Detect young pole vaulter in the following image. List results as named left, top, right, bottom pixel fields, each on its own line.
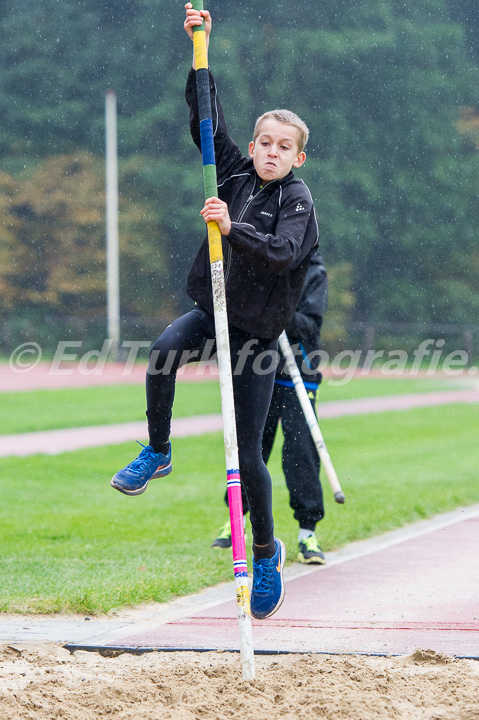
left=111, top=3, right=320, bottom=623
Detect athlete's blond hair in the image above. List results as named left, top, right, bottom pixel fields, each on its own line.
left=253, top=110, right=309, bottom=153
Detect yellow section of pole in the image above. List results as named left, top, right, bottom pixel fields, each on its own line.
left=207, top=221, right=223, bottom=263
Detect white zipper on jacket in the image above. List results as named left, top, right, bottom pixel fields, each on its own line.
left=224, top=180, right=276, bottom=282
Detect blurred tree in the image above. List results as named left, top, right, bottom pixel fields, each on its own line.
left=0, top=0, right=478, bottom=332
left=447, top=0, right=479, bottom=65
left=319, top=262, right=355, bottom=351
left=0, top=172, right=22, bottom=310
left=0, top=153, right=169, bottom=319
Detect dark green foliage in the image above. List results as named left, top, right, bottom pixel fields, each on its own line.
left=0, top=0, right=478, bottom=331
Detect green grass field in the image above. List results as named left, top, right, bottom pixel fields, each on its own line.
left=0, top=382, right=221, bottom=435
left=1, top=399, right=478, bottom=614
left=0, top=375, right=463, bottom=434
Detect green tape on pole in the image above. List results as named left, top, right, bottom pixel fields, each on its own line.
left=203, top=164, right=217, bottom=199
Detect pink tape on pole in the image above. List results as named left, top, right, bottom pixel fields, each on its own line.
left=227, top=470, right=248, bottom=576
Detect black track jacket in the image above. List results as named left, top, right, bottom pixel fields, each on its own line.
left=278, top=252, right=328, bottom=386
left=185, top=69, right=319, bottom=340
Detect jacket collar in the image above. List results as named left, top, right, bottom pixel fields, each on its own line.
left=251, top=169, right=294, bottom=191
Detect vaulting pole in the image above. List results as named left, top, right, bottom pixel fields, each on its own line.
left=278, top=331, right=346, bottom=504
left=191, top=1, right=255, bottom=681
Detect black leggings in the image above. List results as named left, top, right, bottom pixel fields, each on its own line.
left=224, top=383, right=325, bottom=532
left=146, top=307, right=278, bottom=546
left=262, top=384, right=324, bottom=531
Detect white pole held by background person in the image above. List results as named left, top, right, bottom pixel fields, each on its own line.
left=278, top=331, right=345, bottom=504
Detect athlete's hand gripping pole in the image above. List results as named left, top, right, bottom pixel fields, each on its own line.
left=191, top=1, right=255, bottom=682
left=278, top=331, right=345, bottom=504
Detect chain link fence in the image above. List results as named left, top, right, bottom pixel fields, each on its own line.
left=1, top=314, right=478, bottom=368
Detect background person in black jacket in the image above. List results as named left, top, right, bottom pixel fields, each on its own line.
left=212, top=254, right=329, bottom=564
left=111, top=4, right=320, bottom=620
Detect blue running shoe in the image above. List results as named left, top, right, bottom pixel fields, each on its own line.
left=250, top=538, right=285, bottom=620
left=111, top=442, right=172, bottom=496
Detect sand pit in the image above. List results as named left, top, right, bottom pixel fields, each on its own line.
left=1, top=643, right=478, bottom=719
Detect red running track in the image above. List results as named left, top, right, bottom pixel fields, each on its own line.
left=0, top=361, right=219, bottom=392
left=107, top=510, right=479, bottom=657
left=1, top=387, right=478, bottom=457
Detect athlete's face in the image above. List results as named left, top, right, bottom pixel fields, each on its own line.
left=249, top=118, right=306, bottom=183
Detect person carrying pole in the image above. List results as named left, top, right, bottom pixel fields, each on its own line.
left=212, top=253, right=329, bottom=564
left=111, top=3, right=320, bottom=621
